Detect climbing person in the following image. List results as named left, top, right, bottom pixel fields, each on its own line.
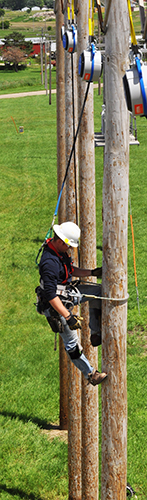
left=35, top=221, right=107, bottom=386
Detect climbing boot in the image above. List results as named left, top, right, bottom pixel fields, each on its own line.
left=88, top=370, right=107, bottom=386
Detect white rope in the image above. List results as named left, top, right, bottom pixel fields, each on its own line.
left=82, top=293, right=129, bottom=303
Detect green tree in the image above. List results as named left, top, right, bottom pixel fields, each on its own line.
left=3, top=46, right=26, bottom=71
left=2, top=31, right=33, bottom=71
left=44, top=0, right=54, bottom=8
left=0, top=7, right=4, bottom=15
left=3, top=31, right=33, bottom=55
left=5, top=0, right=26, bottom=10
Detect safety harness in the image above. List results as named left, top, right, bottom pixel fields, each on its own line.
left=35, top=239, right=75, bottom=340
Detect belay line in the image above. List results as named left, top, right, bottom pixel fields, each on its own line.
left=49, top=79, right=91, bottom=229
left=35, top=80, right=91, bottom=264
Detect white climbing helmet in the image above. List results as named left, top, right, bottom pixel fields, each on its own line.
left=53, top=222, right=80, bottom=248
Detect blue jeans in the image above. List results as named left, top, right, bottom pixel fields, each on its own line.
left=44, top=283, right=101, bottom=379
left=60, top=316, right=93, bottom=379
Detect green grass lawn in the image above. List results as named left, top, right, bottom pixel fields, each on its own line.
left=0, top=7, right=142, bottom=39
left=0, top=62, right=57, bottom=94
left=0, top=89, right=147, bottom=499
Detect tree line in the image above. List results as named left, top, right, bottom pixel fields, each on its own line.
left=0, top=0, right=54, bottom=11
left=1, top=31, right=33, bottom=70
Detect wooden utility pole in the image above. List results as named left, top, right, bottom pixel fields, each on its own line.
left=77, top=2, right=99, bottom=499
left=64, top=6, right=82, bottom=497
left=40, top=29, right=43, bottom=85
left=55, top=0, right=67, bottom=430
left=49, top=39, right=52, bottom=105
left=45, top=38, right=48, bottom=95
left=101, top=1, right=129, bottom=499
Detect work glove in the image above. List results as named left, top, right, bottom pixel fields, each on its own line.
left=91, top=267, right=102, bottom=277
left=66, top=312, right=83, bottom=330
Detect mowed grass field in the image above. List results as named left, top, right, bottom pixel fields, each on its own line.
left=0, top=60, right=57, bottom=94
left=0, top=5, right=143, bottom=39
left=0, top=86, right=147, bottom=499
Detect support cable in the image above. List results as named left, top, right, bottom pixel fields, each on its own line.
left=51, top=81, right=91, bottom=227
left=71, top=51, right=78, bottom=228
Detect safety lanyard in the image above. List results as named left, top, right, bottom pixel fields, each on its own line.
left=72, top=0, right=74, bottom=24
left=127, top=0, right=138, bottom=46
left=88, top=0, right=94, bottom=39
left=67, top=0, right=74, bottom=24
left=67, top=0, right=71, bottom=24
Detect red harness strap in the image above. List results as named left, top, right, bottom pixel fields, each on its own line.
left=46, top=238, right=74, bottom=284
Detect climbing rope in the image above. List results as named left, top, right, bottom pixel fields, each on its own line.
left=36, top=0, right=102, bottom=265
left=35, top=80, right=91, bottom=265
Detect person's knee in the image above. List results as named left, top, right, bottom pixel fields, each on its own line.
left=67, top=343, right=83, bottom=360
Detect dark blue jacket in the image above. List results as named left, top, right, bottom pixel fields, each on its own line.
left=39, top=243, right=73, bottom=302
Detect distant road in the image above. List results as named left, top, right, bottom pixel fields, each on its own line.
left=0, top=84, right=100, bottom=99
left=0, top=89, right=56, bottom=99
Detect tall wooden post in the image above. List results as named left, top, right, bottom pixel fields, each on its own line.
left=45, top=39, right=48, bottom=95
left=77, top=2, right=99, bottom=499
left=64, top=7, right=82, bottom=498
left=49, top=39, right=52, bottom=105
left=101, top=1, right=129, bottom=498
left=40, top=29, right=43, bottom=85
left=55, top=0, right=68, bottom=430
